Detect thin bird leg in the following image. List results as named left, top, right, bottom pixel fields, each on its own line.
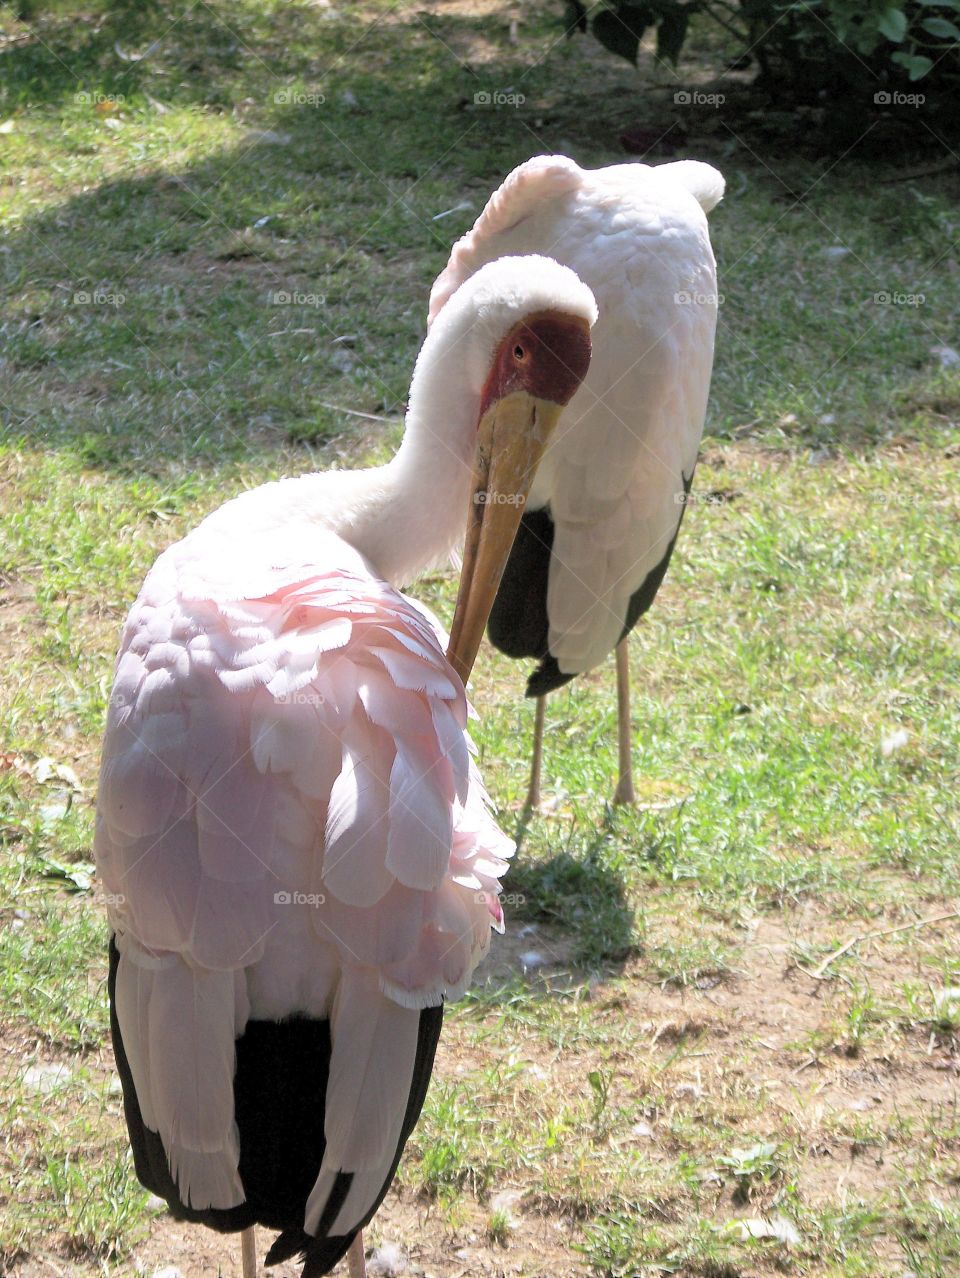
left=240, top=1225, right=257, bottom=1278
left=612, top=639, right=636, bottom=806
left=524, top=695, right=547, bottom=812
left=347, top=1231, right=366, bottom=1277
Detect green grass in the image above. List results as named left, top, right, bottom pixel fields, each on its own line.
left=2, top=0, right=960, bottom=1274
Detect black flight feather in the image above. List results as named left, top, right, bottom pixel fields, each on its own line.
left=487, top=473, right=694, bottom=697
left=108, top=938, right=443, bottom=1277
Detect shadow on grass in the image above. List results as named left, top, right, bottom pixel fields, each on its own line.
left=0, top=0, right=592, bottom=470
left=1, top=0, right=307, bottom=112
left=453, top=820, right=638, bottom=1025
left=506, top=824, right=639, bottom=970
left=3, top=0, right=960, bottom=473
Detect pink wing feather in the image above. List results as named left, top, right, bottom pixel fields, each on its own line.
left=95, top=521, right=513, bottom=1224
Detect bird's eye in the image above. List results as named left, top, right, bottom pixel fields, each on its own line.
left=514, top=344, right=527, bottom=362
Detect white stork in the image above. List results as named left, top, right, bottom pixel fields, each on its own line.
left=429, top=156, right=724, bottom=808
left=93, top=256, right=595, bottom=1277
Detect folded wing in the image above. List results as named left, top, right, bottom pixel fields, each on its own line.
left=95, top=523, right=513, bottom=1253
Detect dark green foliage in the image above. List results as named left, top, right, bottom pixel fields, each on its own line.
left=592, top=5, right=653, bottom=64
left=570, top=0, right=960, bottom=91
left=655, top=3, right=690, bottom=62
left=585, top=0, right=687, bottom=66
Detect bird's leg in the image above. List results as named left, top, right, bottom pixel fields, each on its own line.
left=240, top=1225, right=257, bottom=1278
left=612, top=639, right=636, bottom=806
left=347, top=1230, right=366, bottom=1277
left=524, top=695, right=547, bottom=812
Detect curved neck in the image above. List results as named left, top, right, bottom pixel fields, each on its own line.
left=208, top=285, right=505, bottom=586
left=312, top=324, right=482, bottom=586
left=341, top=428, right=474, bottom=586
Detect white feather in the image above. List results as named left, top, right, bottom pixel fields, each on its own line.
left=304, top=967, right=420, bottom=1234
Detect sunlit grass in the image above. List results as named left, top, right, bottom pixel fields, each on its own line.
left=1, top=0, right=959, bottom=1272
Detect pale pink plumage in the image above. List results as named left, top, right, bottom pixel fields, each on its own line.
left=95, top=517, right=512, bottom=1225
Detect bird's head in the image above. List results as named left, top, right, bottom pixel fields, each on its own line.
left=435, top=255, right=597, bottom=683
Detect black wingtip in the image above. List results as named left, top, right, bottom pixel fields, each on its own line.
left=265, top=1227, right=310, bottom=1266
left=525, top=655, right=576, bottom=698
left=492, top=473, right=695, bottom=701
left=110, top=936, right=445, bottom=1276
left=265, top=1228, right=357, bottom=1274
left=487, top=508, right=554, bottom=661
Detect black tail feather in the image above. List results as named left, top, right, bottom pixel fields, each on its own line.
left=108, top=939, right=443, bottom=1276
left=489, top=475, right=694, bottom=698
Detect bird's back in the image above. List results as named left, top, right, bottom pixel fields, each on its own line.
left=431, top=156, right=723, bottom=685
left=95, top=508, right=512, bottom=1274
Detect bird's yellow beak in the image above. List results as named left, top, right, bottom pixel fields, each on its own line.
left=446, top=390, right=565, bottom=685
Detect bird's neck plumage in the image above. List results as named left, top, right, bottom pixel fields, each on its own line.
left=220, top=329, right=479, bottom=588
left=202, top=257, right=596, bottom=587
left=305, top=301, right=488, bottom=585
left=331, top=411, right=475, bottom=586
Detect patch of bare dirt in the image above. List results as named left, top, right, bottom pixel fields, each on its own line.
left=6, top=900, right=960, bottom=1277
left=124, top=1195, right=584, bottom=1278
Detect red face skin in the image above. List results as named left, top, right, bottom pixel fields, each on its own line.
left=478, top=313, right=593, bottom=419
